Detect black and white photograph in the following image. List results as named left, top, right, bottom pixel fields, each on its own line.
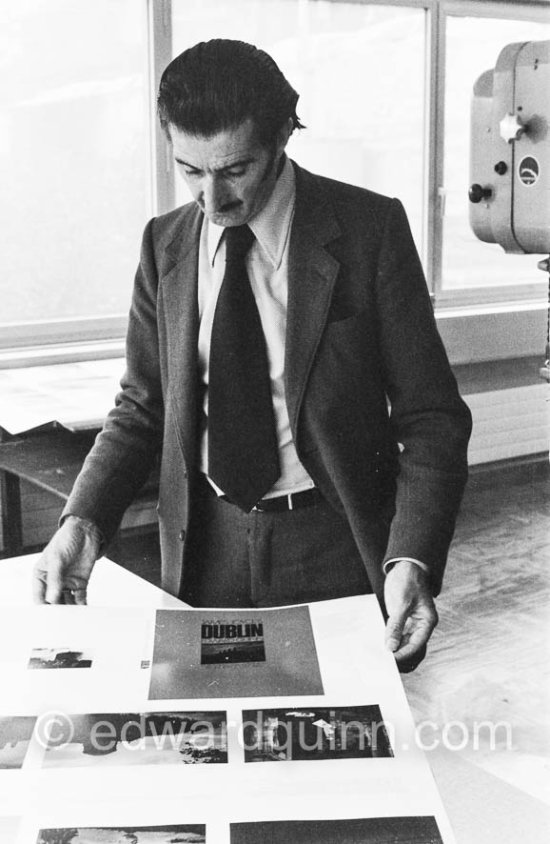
left=28, top=647, right=93, bottom=669
left=42, top=711, right=228, bottom=767
left=36, top=825, right=206, bottom=843
left=1, top=4, right=549, bottom=844
left=149, top=606, right=324, bottom=699
left=242, top=705, right=393, bottom=762
left=201, top=619, right=266, bottom=665
left=230, top=815, right=443, bottom=843
left=0, top=715, right=36, bottom=769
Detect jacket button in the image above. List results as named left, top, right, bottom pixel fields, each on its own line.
left=179, top=529, right=186, bottom=542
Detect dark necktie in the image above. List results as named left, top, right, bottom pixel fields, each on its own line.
left=208, top=224, right=280, bottom=511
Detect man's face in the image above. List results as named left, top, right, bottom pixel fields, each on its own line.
left=170, top=118, right=289, bottom=227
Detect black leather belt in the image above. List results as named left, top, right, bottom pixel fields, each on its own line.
left=201, top=475, right=323, bottom=512
left=250, top=487, right=323, bottom=512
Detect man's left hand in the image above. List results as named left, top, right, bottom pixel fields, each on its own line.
left=384, top=560, right=438, bottom=672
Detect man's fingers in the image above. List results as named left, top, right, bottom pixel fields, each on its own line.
left=383, top=562, right=438, bottom=672
left=392, top=613, right=437, bottom=670
left=32, top=570, right=47, bottom=605
left=393, top=626, right=429, bottom=663
left=30, top=517, right=100, bottom=606
left=394, top=631, right=429, bottom=672
left=396, top=643, right=428, bottom=674
left=45, top=583, right=64, bottom=604
left=384, top=607, right=409, bottom=653
left=43, top=559, right=66, bottom=604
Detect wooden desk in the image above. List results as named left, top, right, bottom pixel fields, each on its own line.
left=0, top=359, right=124, bottom=556
left=0, top=428, right=158, bottom=557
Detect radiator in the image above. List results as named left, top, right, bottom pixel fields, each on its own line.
left=465, top=384, right=549, bottom=465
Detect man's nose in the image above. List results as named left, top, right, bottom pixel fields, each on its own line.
left=201, top=176, right=228, bottom=214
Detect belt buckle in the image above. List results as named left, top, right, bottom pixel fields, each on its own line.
left=251, top=493, right=295, bottom=512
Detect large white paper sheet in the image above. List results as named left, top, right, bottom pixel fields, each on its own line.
left=0, top=816, right=21, bottom=844
left=0, top=555, right=186, bottom=610
left=0, top=596, right=456, bottom=844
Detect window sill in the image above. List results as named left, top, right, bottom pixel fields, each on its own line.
left=0, top=338, right=125, bottom=370
left=0, top=300, right=547, bottom=370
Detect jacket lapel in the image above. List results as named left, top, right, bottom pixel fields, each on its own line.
left=160, top=205, right=202, bottom=462
left=285, top=165, right=342, bottom=440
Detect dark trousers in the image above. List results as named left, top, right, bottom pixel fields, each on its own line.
left=181, top=480, right=373, bottom=608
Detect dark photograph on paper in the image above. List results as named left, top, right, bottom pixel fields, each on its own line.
left=201, top=620, right=266, bottom=665
left=28, top=647, right=93, bottom=669
left=149, top=606, right=323, bottom=699
left=36, top=825, right=206, bottom=843
left=0, top=716, right=36, bottom=769
left=242, top=705, right=393, bottom=762
left=42, top=711, right=227, bottom=767
left=230, top=815, right=443, bottom=843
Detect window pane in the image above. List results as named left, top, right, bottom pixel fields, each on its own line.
left=0, top=0, right=150, bottom=327
left=172, top=0, right=427, bottom=256
left=443, top=15, right=549, bottom=292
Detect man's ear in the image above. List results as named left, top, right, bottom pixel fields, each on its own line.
left=276, top=117, right=294, bottom=155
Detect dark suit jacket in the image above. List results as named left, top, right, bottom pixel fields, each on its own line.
left=64, top=163, right=472, bottom=602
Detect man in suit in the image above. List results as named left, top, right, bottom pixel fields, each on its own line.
left=34, top=39, right=472, bottom=671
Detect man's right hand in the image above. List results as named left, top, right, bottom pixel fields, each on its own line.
left=33, top=515, right=102, bottom=605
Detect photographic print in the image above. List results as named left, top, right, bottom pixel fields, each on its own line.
left=0, top=715, right=36, bottom=769
left=230, top=815, right=443, bottom=843
left=28, top=647, right=93, bottom=669
left=42, top=711, right=227, bottom=767
left=201, top=620, right=265, bottom=665
left=149, top=606, right=323, bottom=699
left=36, top=825, right=206, bottom=843
left=242, top=705, right=393, bottom=762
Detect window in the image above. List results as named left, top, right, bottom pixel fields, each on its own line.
left=1, top=0, right=548, bottom=363
left=0, top=0, right=150, bottom=346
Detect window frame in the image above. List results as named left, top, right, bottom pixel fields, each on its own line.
left=434, top=0, right=549, bottom=308
left=433, top=0, right=549, bottom=361
left=1, top=0, right=548, bottom=367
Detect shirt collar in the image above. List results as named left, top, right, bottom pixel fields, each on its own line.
left=206, top=156, right=296, bottom=269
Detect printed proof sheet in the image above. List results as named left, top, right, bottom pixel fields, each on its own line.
left=0, top=596, right=456, bottom=843
left=149, top=605, right=324, bottom=699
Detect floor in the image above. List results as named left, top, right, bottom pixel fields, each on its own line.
left=401, top=458, right=550, bottom=805
left=110, top=458, right=550, bottom=818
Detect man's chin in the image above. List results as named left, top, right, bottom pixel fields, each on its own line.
left=205, top=208, right=247, bottom=227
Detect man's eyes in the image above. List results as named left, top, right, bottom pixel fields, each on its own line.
left=182, top=167, right=246, bottom=179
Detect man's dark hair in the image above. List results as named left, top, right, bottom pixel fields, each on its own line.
left=157, top=39, right=305, bottom=146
